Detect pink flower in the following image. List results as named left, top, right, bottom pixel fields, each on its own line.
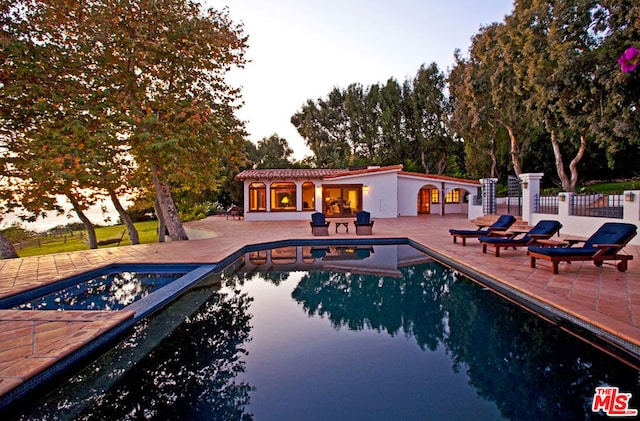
left=618, top=47, right=639, bottom=73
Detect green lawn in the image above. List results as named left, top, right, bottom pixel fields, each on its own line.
left=581, top=180, right=640, bottom=193
left=16, top=221, right=161, bottom=258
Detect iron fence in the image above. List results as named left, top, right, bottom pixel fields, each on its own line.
left=535, top=195, right=559, bottom=215
left=570, top=193, right=624, bottom=219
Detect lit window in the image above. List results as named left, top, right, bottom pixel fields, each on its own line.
left=271, top=182, right=296, bottom=211
left=445, top=189, right=460, bottom=203
left=302, top=182, right=315, bottom=210
left=249, top=182, right=266, bottom=211
left=431, top=189, right=440, bottom=204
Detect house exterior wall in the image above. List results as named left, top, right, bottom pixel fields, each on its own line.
left=322, top=170, right=399, bottom=218
left=243, top=177, right=324, bottom=221
left=397, top=175, right=478, bottom=216
left=240, top=167, right=480, bottom=221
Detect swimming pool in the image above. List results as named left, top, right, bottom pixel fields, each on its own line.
left=15, top=270, right=188, bottom=311
left=14, top=243, right=640, bottom=420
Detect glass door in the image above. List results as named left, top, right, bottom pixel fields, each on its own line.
left=323, top=185, right=362, bottom=217
left=418, top=188, right=431, bottom=214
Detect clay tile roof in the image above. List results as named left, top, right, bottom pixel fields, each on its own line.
left=235, top=168, right=344, bottom=180
left=398, top=171, right=481, bottom=185
left=323, top=164, right=404, bottom=178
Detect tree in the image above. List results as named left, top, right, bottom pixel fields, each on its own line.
left=291, top=87, right=352, bottom=168
left=406, top=63, right=459, bottom=175
left=1, top=0, right=248, bottom=243
left=378, top=78, right=406, bottom=166
left=344, top=83, right=381, bottom=164
left=448, top=50, right=500, bottom=178
left=94, top=0, right=247, bottom=240
left=249, top=134, right=293, bottom=169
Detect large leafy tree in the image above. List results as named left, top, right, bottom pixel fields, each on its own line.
left=1, top=1, right=106, bottom=248
left=1, top=0, right=247, bottom=245
left=248, top=134, right=293, bottom=169
left=448, top=50, right=500, bottom=178
left=449, top=22, right=533, bottom=177
left=344, top=83, right=381, bottom=164
left=92, top=0, right=247, bottom=240
left=291, top=88, right=352, bottom=168
left=406, top=63, right=460, bottom=175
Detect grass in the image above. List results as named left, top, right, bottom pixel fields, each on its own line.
left=540, top=180, right=640, bottom=195
left=580, top=180, right=640, bottom=194
left=16, top=221, right=161, bottom=258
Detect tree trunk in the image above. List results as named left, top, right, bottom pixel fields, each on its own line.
left=499, top=121, right=522, bottom=176
left=108, top=187, right=139, bottom=245
left=550, top=129, right=586, bottom=193
left=152, top=164, right=188, bottom=241
left=436, top=153, right=447, bottom=175
left=0, top=233, right=19, bottom=259
left=67, top=194, right=97, bottom=249
left=155, top=197, right=166, bottom=243
left=489, top=140, right=497, bottom=178
left=568, top=129, right=587, bottom=191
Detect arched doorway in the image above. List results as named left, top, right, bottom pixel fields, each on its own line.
left=418, top=187, right=436, bottom=214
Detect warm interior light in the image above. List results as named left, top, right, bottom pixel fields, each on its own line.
left=281, top=196, right=290, bottom=205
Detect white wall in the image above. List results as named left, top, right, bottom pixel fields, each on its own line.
left=323, top=171, right=399, bottom=218
left=243, top=177, right=323, bottom=221
left=398, top=175, right=479, bottom=217
left=529, top=190, right=640, bottom=246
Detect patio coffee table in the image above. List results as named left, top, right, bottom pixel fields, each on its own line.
left=335, top=222, right=349, bottom=233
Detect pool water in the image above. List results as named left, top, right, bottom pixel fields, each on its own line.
left=16, top=244, right=640, bottom=420
left=16, top=271, right=187, bottom=311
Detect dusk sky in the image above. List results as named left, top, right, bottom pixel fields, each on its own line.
left=220, top=0, right=515, bottom=159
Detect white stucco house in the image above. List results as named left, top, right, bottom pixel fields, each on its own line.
left=235, top=164, right=481, bottom=221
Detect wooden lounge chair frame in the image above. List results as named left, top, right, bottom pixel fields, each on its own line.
left=479, top=220, right=563, bottom=257
left=449, top=215, right=516, bottom=246
left=528, top=222, right=637, bottom=274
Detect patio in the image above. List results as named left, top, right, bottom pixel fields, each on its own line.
left=1, top=214, right=639, bottom=402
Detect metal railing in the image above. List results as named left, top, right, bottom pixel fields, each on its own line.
left=570, top=193, right=624, bottom=219
left=535, top=194, right=559, bottom=215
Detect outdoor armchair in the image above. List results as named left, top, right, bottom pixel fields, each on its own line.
left=310, top=212, right=330, bottom=236
left=354, top=211, right=374, bottom=235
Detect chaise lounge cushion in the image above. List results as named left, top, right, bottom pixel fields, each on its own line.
left=528, top=222, right=637, bottom=258
left=449, top=215, right=517, bottom=244
left=479, top=220, right=562, bottom=245
left=528, top=222, right=636, bottom=273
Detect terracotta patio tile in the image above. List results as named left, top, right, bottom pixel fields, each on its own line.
left=1, top=356, right=58, bottom=378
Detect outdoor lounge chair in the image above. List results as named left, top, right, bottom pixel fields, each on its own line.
left=310, top=212, right=330, bottom=236
left=478, top=220, right=563, bottom=257
left=354, top=210, right=374, bottom=235
left=528, top=222, right=637, bottom=274
left=449, top=214, right=516, bottom=246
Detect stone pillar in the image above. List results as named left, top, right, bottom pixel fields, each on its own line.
left=519, top=173, right=544, bottom=223
left=480, top=178, right=498, bottom=215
